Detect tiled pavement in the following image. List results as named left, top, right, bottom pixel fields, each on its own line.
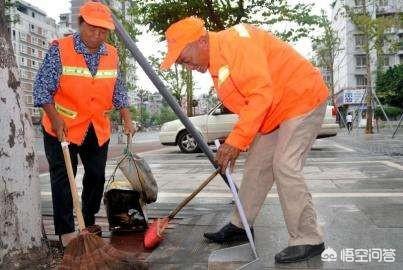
left=40, top=128, right=403, bottom=269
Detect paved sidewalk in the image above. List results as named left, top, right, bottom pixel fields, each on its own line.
left=40, top=129, right=403, bottom=269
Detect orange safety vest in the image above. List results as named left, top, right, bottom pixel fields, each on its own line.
left=42, top=35, right=118, bottom=146
left=208, top=24, right=329, bottom=150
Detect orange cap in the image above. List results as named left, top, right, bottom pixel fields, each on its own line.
left=160, top=17, right=206, bottom=70
left=79, top=2, right=115, bottom=30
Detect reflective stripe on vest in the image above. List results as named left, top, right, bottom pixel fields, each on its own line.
left=95, top=69, right=118, bottom=79
left=62, top=66, right=118, bottom=79
left=55, top=103, right=113, bottom=119
left=55, top=103, right=78, bottom=119
left=218, top=65, right=230, bottom=86
left=233, top=24, right=250, bottom=38
left=62, top=66, right=92, bottom=77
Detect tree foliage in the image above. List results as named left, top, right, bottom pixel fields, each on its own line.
left=138, top=0, right=321, bottom=42
left=151, top=105, right=178, bottom=125
left=342, top=0, right=400, bottom=133
left=312, top=9, right=342, bottom=99
left=344, top=1, right=400, bottom=68
left=107, top=0, right=141, bottom=91
left=149, top=54, right=187, bottom=105
left=375, top=106, right=402, bottom=120
left=376, top=64, right=403, bottom=109
left=4, top=0, right=19, bottom=23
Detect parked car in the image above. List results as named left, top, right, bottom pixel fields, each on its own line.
left=318, top=105, right=338, bottom=138
left=160, top=103, right=338, bottom=153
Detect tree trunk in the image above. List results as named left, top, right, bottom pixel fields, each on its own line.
left=360, top=0, right=373, bottom=134
left=329, top=63, right=335, bottom=104
left=365, top=48, right=373, bottom=134
left=0, top=0, right=45, bottom=267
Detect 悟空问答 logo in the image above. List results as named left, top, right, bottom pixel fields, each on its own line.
left=321, top=247, right=337, bottom=262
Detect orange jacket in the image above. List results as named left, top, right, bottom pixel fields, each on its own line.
left=42, top=36, right=118, bottom=146
left=208, top=24, right=329, bottom=150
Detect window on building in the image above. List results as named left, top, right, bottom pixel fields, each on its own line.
left=354, top=34, right=365, bottom=49
left=19, top=44, right=27, bottom=54
left=355, top=74, right=368, bottom=86
left=355, top=55, right=367, bottom=68
left=400, top=55, right=403, bottom=64
left=354, top=0, right=364, bottom=6
left=33, top=108, right=40, bottom=116
left=22, top=83, right=32, bottom=91
left=378, top=0, right=389, bottom=6
left=31, top=12, right=35, bottom=18
left=25, top=95, right=33, bottom=105
left=16, top=4, right=27, bottom=14
left=379, top=54, right=390, bottom=67
left=12, top=30, right=16, bottom=40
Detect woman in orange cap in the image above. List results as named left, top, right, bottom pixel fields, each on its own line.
left=161, top=16, right=328, bottom=264
left=33, top=2, right=135, bottom=248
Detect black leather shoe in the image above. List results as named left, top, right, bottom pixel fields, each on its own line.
left=204, top=223, right=254, bottom=244
left=275, top=243, right=325, bottom=263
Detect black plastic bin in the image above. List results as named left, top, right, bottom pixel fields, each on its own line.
left=103, top=189, right=147, bottom=232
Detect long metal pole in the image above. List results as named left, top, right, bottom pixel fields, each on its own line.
left=102, top=0, right=232, bottom=188
left=392, top=113, right=403, bottom=139
left=215, top=140, right=258, bottom=259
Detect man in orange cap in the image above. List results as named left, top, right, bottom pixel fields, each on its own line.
left=161, top=17, right=329, bottom=263
left=33, top=1, right=135, bottom=248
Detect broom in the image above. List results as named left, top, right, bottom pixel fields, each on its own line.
left=144, top=170, right=219, bottom=250
left=60, top=141, right=147, bottom=270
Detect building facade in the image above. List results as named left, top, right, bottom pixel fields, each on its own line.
left=70, top=0, right=83, bottom=31
left=58, top=12, right=74, bottom=36
left=331, top=0, right=402, bottom=120
left=9, top=0, right=59, bottom=124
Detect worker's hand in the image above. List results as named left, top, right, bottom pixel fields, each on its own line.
left=50, top=115, right=67, bottom=142
left=123, top=120, right=135, bottom=136
left=215, top=143, right=241, bottom=174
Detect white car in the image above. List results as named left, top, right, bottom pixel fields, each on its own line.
left=318, top=105, right=339, bottom=138
left=160, top=103, right=338, bottom=153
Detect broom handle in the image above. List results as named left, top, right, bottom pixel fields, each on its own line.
left=168, top=170, right=219, bottom=219
left=61, top=142, right=86, bottom=231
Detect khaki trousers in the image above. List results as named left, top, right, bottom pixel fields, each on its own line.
left=231, top=103, right=326, bottom=246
